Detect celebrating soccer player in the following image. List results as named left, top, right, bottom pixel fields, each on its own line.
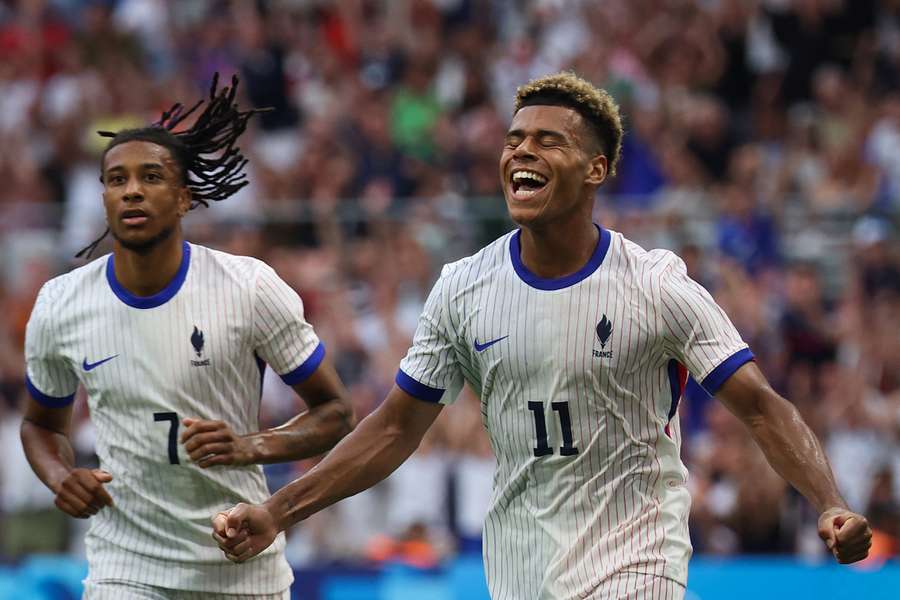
left=21, top=75, right=354, bottom=600
left=212, top=72, right=871, bottom=599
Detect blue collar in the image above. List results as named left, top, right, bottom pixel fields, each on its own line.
left=106, top=241, right=191, bottom=309
left=510, top=224, right=611, bottom=291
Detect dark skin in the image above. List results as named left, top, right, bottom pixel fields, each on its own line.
left=21, top=140, right=355, bottom=519
left=212, top=106, right=871, bottom=566
left=500, top=105, right=607, bottom=279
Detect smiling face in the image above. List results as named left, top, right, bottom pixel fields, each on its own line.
left=499, top=105, right=607, bottom=229
left=102, top=140, right=191, bottom=253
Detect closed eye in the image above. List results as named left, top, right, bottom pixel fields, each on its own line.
left=539, top=135, right=565, bottom=147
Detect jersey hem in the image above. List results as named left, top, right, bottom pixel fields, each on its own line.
left=395, top=369, right=445, bottom=402
left=25, top=375, right=75, bottom=407
left=615, top=569, right=687, bottom=589
left=85, top=542, right=294, bottom=594
left=279, top=341, right=325, bottom=385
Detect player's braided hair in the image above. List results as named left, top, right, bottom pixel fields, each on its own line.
left=514, top=71, right=624, bottom=177
left=76, top=73, right=266, bottom=259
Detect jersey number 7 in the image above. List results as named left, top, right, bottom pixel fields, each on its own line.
left=153, top=412, right=180, bottom=465
left=528, top=401, right=579, bottom=457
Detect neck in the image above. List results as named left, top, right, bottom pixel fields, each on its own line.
left=112, top=233, right=185, bottom=297
left=518, top=216, right=598, bottom=279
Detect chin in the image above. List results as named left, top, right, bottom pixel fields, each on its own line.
left=112, top=225, right=175, bottom=253
left=506, top=201, right=546, bottom=228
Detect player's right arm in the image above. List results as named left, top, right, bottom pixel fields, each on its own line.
left=21, top=400, right=114, bottom=518
left=213, top=264, right=463, bottom=562
left=213, top=385, right=441, bottom=562
left=20, top=280, right=113, bottom=519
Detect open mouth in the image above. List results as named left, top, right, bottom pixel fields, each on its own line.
left=510, top=169, right=548, bottom=201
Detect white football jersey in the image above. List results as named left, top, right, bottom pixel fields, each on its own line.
left=398, top=227, right=752, bottom=599
left=24, top=242, right=325, bottom=594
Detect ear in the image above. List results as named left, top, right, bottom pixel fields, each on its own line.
left=586, top=153, right=607, bottom=186
left=177, top=187, right=192, bottom=217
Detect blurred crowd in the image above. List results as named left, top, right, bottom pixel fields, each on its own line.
left=1, top=0, right=899, bottom=571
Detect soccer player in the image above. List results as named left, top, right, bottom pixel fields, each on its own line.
left=21, top=75, right=354, bottom=600
left=212, top=73, right=872, bottom=599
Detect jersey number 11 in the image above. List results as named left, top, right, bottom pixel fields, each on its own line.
left=528, top=401, right=579, bottom=457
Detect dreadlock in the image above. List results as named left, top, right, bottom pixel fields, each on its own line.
left=77, top=73, right=268, bottom=259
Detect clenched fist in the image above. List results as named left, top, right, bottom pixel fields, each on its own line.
left=818, top=507, right=873, bottom=564
left=212, top=503, right=278, bottom=563
left=181, top=418, right=254, bottom=468
left=53, top=468, right=114, bottom=518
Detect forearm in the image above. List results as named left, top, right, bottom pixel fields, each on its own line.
left=745, top=392, right=847, bottom=513
left=243, top=400, right=354, bottom=464
left=20, top=419, right=76, bottom=493
left=263, top=408, right=419, bottom=531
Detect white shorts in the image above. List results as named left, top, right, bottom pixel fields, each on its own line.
left=591, top=572, right=685, bottom=599
left=83, top=580, right=291, bottom=600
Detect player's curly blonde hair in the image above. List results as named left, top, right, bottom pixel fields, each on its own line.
left=514, top=72, right=624, bottom=176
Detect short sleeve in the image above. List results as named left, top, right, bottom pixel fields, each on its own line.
left=252, top=264, right=324, bottom=385
left=396, top=267, right=464, bottom=405
left=658, top=255, right=754, bottom=395
left=24, top=283, right=78, bottom=407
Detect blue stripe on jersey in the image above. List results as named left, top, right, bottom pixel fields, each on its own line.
left=700, top=347, right=754, bottom=395
left=509, top=224, right=611, bottom=290
left=106, top=241, right=191, bottom=309
left=279, top=341, right=325, bottom=385
left=255, top=353, right=266, bottom=400
left=666, top=360, right=681, bottom=420
left=395, top=369, right=444, bottom=403
left=25, top=375, right=75, bottom=407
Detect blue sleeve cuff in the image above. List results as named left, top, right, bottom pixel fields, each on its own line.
left=279, top=342, right=326, bottom=385
left=395, top=369, right=445, bottom=403
left=25, top=375, right=75, bottom=408
left=700, top=347, right=755, bottom=395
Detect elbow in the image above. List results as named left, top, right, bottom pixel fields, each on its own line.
left=743, top=384, right=800, bottom=434
left=330, top=396, right=356, bottom=442
left=339, top=399, right=356, bottom=437
left=20, top=416, right=58, bottom=438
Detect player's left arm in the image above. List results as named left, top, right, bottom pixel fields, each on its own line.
left=180, top=356, right=354, bottom=468
left=716, top=361, right=872, bottom=564
left=181, top=262, right=354, bottom=468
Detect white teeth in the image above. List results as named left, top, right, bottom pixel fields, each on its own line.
left=512, top=170, right=547, bottom=185
left=514, top=189, right=538, bottom=199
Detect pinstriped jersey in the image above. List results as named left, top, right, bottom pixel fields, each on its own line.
left=397, top=226, right=753, bottom=599
left=24, top=242, right=325, bottom=594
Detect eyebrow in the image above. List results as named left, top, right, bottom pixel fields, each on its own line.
left=505, top=128, right=567, bottom=139
left=105, top=162, right=166, bottom=173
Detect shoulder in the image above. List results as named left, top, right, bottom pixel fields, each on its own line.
left=188, top=243, right=271, bottom=289
left=609, top=230, right=687, bottom=281
left=35, top=255, right=108, bottom=310
left=435, top=230, right=515, bottom=286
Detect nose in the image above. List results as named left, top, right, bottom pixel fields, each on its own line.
left=122, top=177, right=143, bottom=201
left=512, top=136, right=539, bottom=160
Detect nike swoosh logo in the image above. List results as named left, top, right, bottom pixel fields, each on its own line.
left=83, top=355, right=119, bottom=371
left=474, top=336, right=508, bottom=352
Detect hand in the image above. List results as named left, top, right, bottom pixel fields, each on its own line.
left=212, top=503, right=278, bottom=563
left=53, top=468, right=114, bottom=518
left=818, top=507, right=873, bottom=564
left=181, top=418, right=255, bottom=468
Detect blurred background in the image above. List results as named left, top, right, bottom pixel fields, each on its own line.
left=1, top=0, right=899, bottom=598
